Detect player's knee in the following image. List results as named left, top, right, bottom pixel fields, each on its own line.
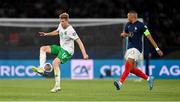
left=52, top=58, right=61, bottom=67
left=40, top=46, right=50, bottom=53
left=40, top=46, right=46, bottom=51
left=127, top=58, right=135, bottom=70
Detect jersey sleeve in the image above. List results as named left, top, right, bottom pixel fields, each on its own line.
left=124, top=23, right=129, bottom=33
left=142, top=23, right=150, bottom=36
left=56, top=24, right=61, bottom=32
left=68, top=26, right=79, bottom=40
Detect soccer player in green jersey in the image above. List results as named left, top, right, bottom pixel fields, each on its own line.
left=32, top=13, right=88, bottom=93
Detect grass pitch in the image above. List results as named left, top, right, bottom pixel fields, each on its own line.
left=0, top=79, right=180, bottom=101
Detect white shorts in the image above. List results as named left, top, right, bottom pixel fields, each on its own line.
left=125, top=48, right=142, bottom=61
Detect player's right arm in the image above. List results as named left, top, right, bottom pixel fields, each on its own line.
left=121, top=32, right=129, bottom=38
left=38, top=30, right=58, bottom=36
left=39, top=24, right=60, bottom=36
left=121, top=23, right=129, bottom=38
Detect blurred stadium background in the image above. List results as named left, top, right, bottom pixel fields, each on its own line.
left=0, top=0, right=180, bottom=101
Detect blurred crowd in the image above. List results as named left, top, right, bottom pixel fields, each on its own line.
left=0, top=0, right=180, bottom=58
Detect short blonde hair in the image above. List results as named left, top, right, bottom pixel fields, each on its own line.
left=128, top=10, right=138, bottom=18
left=59, top=12, right=69, bottom=20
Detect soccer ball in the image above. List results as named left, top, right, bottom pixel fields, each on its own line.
left=43, top=63, right=53, bottom=72
left=41, top=63, right=54, bottom=78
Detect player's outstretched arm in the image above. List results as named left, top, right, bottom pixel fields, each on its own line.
left=75, top=38, right=89, bottom=60
left=121, top=32, right=129, bottom=38
left=146, top=34, right=163, bottom=56
left=38, top=30, right=58, bottom=36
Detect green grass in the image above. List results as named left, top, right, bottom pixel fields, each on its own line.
left=0, top=79, right=180, bottom=101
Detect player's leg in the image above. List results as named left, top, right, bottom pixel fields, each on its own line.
left=114, top=48, right=136, bottom=90
left=114, top=58, right=135, bottom=90
left=50, top=46, right=72, bottom=93
left=51, top=57, right=61, bottom=93
left=32, top=46, right=51, bottom=74
left=131, top=67, right=154, bottom=90
left=40, top=46, right=51, bottom=67
left=130, top=62, right=148, bottom=80
left=129, top=54, right=154, bottom=90
left=114, top=48, right=138, bottom=90
left=120, top=58, right=135, bottom=83
left=130, top=66, right=154, bottom=90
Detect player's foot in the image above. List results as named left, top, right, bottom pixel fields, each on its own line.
left=147, top=76, right=154, bottom=90
left=32, top=66, right=44, bottom=74
left=50, top=86, right=61, bottom=93
left=114, top=81, right=122, bottom=90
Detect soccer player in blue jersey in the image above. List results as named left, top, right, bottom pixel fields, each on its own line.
left=114, top=10, right=163, bottom=91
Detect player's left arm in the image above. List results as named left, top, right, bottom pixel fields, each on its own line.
left=75, top=38, right=89, bottom=60
left=144, top=28, right=164, bottom=56
left=69, top=27, right=89, bottom=60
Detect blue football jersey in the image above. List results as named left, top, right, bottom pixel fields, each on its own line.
left=124, top=21, right=149, bottom=52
